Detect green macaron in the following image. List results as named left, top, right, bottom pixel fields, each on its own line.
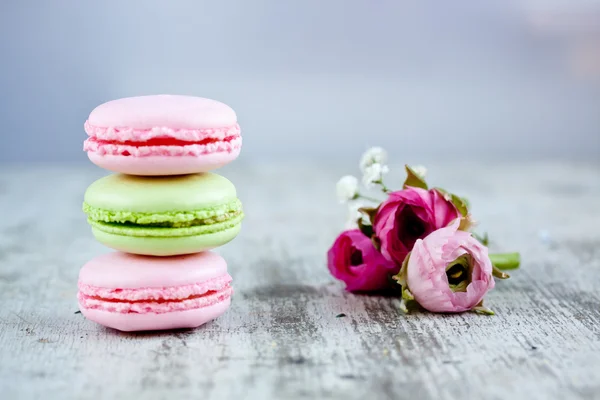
left=83, top=173, right=243, bottom=256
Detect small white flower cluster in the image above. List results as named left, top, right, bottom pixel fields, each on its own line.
left=336, top=175, right=359, bottom=204
left=359, top=146, right=387, bottom=171
left=335, top=146, right=428, bottom=229
left=362, top=163, right=389, bottom=188
left=335, top=147, right=390, bottom=228
left=359, top=147, right=389, bottom=188
left=336, top=147, right=390, bottom=204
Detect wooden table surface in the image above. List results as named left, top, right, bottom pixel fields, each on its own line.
left=1, top=161, right=599, bottom=400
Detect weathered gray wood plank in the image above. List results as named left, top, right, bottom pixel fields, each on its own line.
left=1, top=161, right=599, bottom=400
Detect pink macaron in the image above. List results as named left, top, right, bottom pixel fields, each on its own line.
left=77, top=251, right=233, bottom=332
left=83, top=95, right=242, bottom=175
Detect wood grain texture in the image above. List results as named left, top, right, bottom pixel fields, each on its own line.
left=1, top=161, right=599, bottom=400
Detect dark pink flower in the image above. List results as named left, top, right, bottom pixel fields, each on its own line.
left=327, top=230, right=398, bottom=292
left=374, top=187, right=459, bottom=266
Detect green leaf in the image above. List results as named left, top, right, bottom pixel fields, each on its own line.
left=434, top=188, right=469, bottom=216
left=490, top=252, right=520, bottom=270
left=392, top=253, right=414, bottom=309
left=450, top=193, right=468, bottom=216
left=357, top=219, right=374, bottom=238
left=403, top=165, right=428, bottom=190
left=473, top=306, right=495, bottom=315
left=358, top=206, right=378, bottom=225
left=472, top=300, right=495, bottom=315
left=460, top=196, right=470, bottom=209
left=371, top=236, right=382, bottom=252
left=387, top=273, right=404, bottom=293
left=398, top=299, right=409, bottom=314
left=392, top=252, right=410, bottom=288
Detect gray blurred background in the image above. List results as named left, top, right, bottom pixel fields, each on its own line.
left=0, top=0, right=598, bottom=164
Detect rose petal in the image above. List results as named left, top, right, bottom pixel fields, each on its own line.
left=406, top=222, right=495, bottom=313
left=327, top=230, right=398, bottom=292
left=374, top=187, right=460, bottom=266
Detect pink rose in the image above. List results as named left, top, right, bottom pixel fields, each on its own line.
left=374, top=187, right=459, bottom=266
left=327, top=229, right=398, bottom=292
left=406, top=221, right=495, bottom=312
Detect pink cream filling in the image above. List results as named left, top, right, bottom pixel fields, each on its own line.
left=84, top=121, right=241, bottom=142
left=83, top=121, right=242, bottom=157
left=83, top=135, right=242, bottom=157
left=78, top=275, right=233, bottom=314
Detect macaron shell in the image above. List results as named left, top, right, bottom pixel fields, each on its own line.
left=87, top=95, right=237, bottom=130
left=84, top=173, right=237, bottom=213
left=91, top=223, right=241, bottom=256
left=78, top=251, right=227, bottom=288
left=88, top=148, right=240, bottom=176
left=80, top=297, right=231, bottom=332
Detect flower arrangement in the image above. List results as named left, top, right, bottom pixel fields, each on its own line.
left=328, top=147, right=520, bottom=315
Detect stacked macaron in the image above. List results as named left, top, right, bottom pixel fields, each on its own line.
left=78, top=95, right=243, bottom=332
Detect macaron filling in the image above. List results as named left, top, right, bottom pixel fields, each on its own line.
left=83, top=199, right=244, bottom=237
left=84, top=122, right=242, bottom=157
left=84, top=135, right=242, bottom=157
left=78, top=274, right=233, bottom=314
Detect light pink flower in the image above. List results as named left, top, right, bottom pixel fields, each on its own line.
left=406, top=221, right=495, bottom=313
left=373, top=187, right=459, bottom=266
left=327, top=230, right=398, bottom=292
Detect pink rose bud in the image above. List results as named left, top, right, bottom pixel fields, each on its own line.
left=374, top=187, right=459, bottom=266
left=327, top=230, right=398, bottom=292
left=406, top=221, right=495, bottom=313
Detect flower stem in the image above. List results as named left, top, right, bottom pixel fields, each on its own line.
left=356, top=193, right=382, bottom=203
left=489, top=252, right=520, bottom=270
left=376, top=181, right=391, bottom=193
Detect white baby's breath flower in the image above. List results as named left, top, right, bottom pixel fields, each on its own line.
left=362, top=163, right=389, bottom=188
left=336, top=175, right=359, bottom=203
left=344, top=201, right=366, bottom=230
left=359, top=147, right=388, bottom=172
left=411, top=165, right=428, bottom=179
